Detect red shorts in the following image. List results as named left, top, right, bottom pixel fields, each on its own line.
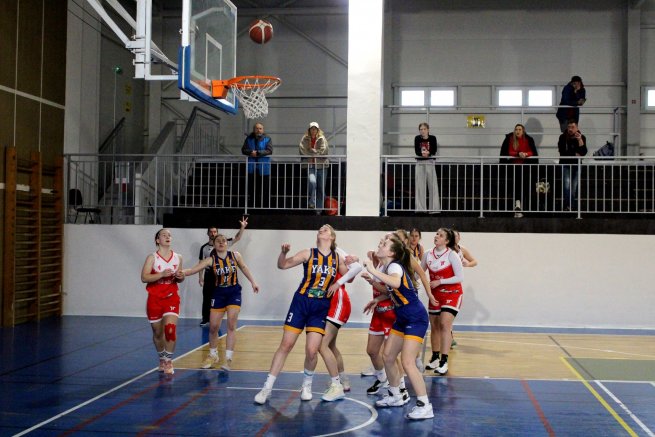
left=428, top=289, right=463, bottom=315
left=146, top=292, right=180, bottom=322
left=368, top=304, right=396, bottom=336
left=326, top=286, right=351, bottom=326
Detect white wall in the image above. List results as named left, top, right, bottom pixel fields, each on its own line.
left=63, top=225, right=655, bottom=330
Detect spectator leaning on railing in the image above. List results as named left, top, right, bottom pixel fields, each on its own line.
left=241, top=123, right=273, bottom=208
left=556, top=75, right=586, bottom=133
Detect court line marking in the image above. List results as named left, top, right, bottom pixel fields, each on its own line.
left=13, top=328, right=225, bottom=436
left=228, top=387, right=378, bottom=436
left=520, top=380, right=555, bottom=437
left=560, top=357, right=638, bottom=437
left=594, top=381, right=654, bottom=437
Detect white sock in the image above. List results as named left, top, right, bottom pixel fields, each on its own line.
left=389, top=386, right=401, bottom=396
left=209, top=348, right=218, bottom=357
left=264, top=373, right=277, bottom=390
left=331, top=375, right=341, bottom=385
left=399, top=376, right=406, bottom=390
left=339, top=372, right=346, bottom=380
left=225, top=349, right=233, bottom=360
left=303, top=369, right=314, bottom=386
left=376, top=368, right=387, bottom=382
left=418, top=395, right=429, bottom=405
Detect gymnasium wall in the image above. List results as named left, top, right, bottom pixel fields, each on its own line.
left=63, top=225, right=655, bottom=330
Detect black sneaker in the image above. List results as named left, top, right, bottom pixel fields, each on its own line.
left=199, top=320, right=209, bottom=327
left=400, top=388, right=410, bottom=405
left=366, top=379, right=389, bottom=395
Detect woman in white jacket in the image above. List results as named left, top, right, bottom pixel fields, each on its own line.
left=299, top=121, right=329, bottom=214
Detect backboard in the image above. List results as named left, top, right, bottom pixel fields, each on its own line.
left=179, top=0, right=238, bottom=114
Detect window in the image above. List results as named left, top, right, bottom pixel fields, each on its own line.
left=401, top=90, right=425, bottom=106
left=528, top=90, right=553, bottom=107
left=647, top=89, right=655, bottom=109
left=430, top=89, right=455, bottom=106
left=498, top=89, right=522, bottom=107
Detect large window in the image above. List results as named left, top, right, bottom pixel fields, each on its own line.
left=399, top=87, right=456, bottom=107
left=498, top=87, right=554, bottom=107
left=528, top=89, right=553, bottom=106
left=498, top=89, right=522, bottom=106
left=646, top=88, right=655, bottom=109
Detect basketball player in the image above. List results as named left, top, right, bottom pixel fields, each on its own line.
left=254, top=225, right=356, bottom=405
left=198, top=217, right=248, bottom=326
left=320, top=246, right=363, bottom=392
left=363, top=235, right=434, bottom=420
left=140, top=229, right=185, bottom=375
left=184, top=234, right=259, bottom=371
left=408, top=228, right=425, bottom=261
left=422, top=228, right=464, bottom=375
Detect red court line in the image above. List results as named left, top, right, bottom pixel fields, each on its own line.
left=59, top=379, right=166, bottom=436
left=136, top=385, right=212, bottom=436
left=521, top=379, right=556, bottom=437
left=255, top=391, right=300, bottom=437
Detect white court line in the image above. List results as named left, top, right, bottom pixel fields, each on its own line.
left=13, top=327, right=231, bottom=436
left=228, top=387, right=378, bottom=436
left=463, top=336, right=655, bottom=359
left=594, top=381, right=655, bottom=437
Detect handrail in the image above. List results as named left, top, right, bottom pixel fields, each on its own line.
left=98, top=117, right=126, bottom=155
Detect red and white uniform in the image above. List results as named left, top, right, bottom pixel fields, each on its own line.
left=368, top=263, right=396, bottom=336
left=327, top=247, right=352, bottom=326
left=424, top=247, right=464, bottom=315
left=146, top=251, right=181, bottom=322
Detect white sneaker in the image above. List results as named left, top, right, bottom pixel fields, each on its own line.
left=400, top=388, right=410, bottom=405
left=300, top=384, right=313, bottom=401
left=341, top=375, right=351, bottom=392
left=201, top=354, right=219, bottom=369
left=435, top=362, right=448, bottom=375
left=220, top=359, right=232, bottom=371
left=375, top=392, right=405, bottom=408
left=406, top=402, right=434, bottom=420
left=360, top=365, right=375, bottom=376
left=254, top=387, right=272, bottom=405
left=321, top=383, right=345, bottom=402
left=415, top=357, right=425, bottom=373
left=425, top=358, right=440, bottom=371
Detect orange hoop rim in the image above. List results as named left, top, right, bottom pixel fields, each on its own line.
left=226, top=75, right=281, bottom=89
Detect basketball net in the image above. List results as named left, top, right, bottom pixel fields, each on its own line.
left=229, top=76, right=281, bottom=119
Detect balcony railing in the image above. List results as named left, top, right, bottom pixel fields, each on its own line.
left=64, top=153, right=655, bottom=224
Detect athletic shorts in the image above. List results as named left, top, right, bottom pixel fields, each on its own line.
left=389, top=302, right=429, bottom=343
left=211, top=284, right=242, bottom=312
left=368, top=304, right=396, bottom=336
left=284, top=292, right=331, bottom=335
left=146, top=292, right=180, bottom=323
left=327, top=286, right=351, bottom=326
left=428, top=288, right=463, bottom=316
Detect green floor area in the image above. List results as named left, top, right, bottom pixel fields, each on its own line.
left=567, top=358, right=655, bottom=381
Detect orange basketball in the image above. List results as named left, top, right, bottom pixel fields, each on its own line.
left=249, top=19, right=273, bottom=44
left=324, top=197, right=339, bottom=216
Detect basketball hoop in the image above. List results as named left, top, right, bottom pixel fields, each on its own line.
left=211, top=76, right=281, bottom=119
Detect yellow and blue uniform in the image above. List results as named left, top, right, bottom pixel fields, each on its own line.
left=210, top=250, right=242, bottom=312
left=386, top=261, right=429, bottom=343
left=284, top=248, right=339, bottom=335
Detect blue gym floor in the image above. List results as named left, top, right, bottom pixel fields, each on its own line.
left=1, top=316, right=654, bottom=436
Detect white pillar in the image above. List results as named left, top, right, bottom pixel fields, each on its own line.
left=346, top=0, right=384, bottom=216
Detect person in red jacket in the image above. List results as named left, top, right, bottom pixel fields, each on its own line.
left=499, top=124, right=539, bottom=217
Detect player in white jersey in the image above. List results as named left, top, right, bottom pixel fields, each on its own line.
left=422, top=228, right=464, bottom=375
left=141, top=229, right=185, bottom=375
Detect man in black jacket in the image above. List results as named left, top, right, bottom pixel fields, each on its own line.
left=558, top=121, right=588, bottom=211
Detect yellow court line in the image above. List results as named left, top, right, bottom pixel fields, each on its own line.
left=560, top=357, right=638, bottom=437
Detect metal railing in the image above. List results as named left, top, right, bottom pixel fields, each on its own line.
left=382, top=155, right=655, bottom=218
left=64, top=153, right=655, bottom=224
left=64, top=154, right=346, bottom=224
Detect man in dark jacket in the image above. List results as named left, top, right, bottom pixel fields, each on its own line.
left=556, top=75, right=586, bottom=133
left=558, top=120, right=588, bottom=211
left=241, top=123, right=273, bottom=208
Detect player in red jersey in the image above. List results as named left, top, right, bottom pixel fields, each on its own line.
left=422, top=228, right=464, bottom=375
left=140, top=229, right=185, bottom=375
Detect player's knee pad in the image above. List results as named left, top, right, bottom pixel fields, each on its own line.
left=164, top=323, right=177, bottom=342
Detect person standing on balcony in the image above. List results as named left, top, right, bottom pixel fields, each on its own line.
left=558, top=120, right=587, bottom=211
left=241, top=123, right=273, bottom=208
left=414, top=123, right=440, bottom=214
left=556, top=76, right=586, bottom=133
left=499, top=124, right=539, bottom=217
left=197, top=217, right=248, bottom=327
left=299, top=121, right=329, bottom=215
